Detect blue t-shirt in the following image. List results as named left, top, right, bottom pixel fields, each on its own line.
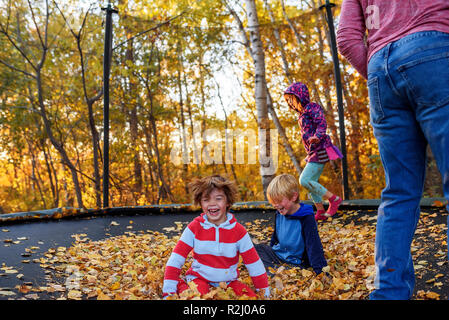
left=272, top=204, right=313, bottom=265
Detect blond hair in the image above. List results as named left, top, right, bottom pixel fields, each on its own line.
left=188, top=175, right=238, bottom=207
left=267, top=174, right=300, bottom=204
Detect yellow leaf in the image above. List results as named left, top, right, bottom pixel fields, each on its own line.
left=339, top=292, right=352, bottom=300
left=147, top=256, right=157, bottom=266
left=110, top=282, right=121, bottom=290
left=4, top=269, right=18, bottom=274
left=332, top=277, right=346, bottom=291
left=301, top=269, right=313, bottom=278
left=426, top=291, right=440, bottom=299
left=68, top=290, right=82, bottom=300
left=97, top=291, right=111, bottom=300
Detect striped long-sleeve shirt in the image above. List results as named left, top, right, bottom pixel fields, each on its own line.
left=163, top=213, right=269, bottom=296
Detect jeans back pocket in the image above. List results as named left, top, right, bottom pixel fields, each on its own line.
left=397, top=51, right=449, bottom=108
left=367, top=76, right=385, bottom=124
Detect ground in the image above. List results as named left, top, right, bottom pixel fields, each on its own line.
left=0, top=206, right=447, bottom=300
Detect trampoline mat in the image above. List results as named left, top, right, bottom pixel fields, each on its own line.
left=0, top=210, right=274, bottom=300
left=1, top=208, right=448, bottom=300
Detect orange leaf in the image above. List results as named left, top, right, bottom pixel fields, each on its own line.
left=18, top=284, right=31, bottom=294
left=432, top=200, right=444, bottom=207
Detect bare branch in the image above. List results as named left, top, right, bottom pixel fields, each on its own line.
left=0, top=25, right=37, bottom=70
left=112, top=12, right=185, bottom=51
left=4, top=0, right=12, bottom=33
left=0, top=58, right=36, bottom=78
left=44, top=0, right=49, bottom=49
left=53, top=0, right=77, bottom=38
left=26, top=0, right=45, bottom=49
left=79, top=4, right=93, bottom=37
left=222, top=0, right=253, bottom=60
left=47, top=21, right=66, bottom=49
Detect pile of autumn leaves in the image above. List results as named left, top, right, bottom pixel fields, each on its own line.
left=36, top=211, right=384, bottom=300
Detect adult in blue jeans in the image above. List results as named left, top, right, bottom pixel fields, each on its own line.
left=337, top=0, right=449, bottom=299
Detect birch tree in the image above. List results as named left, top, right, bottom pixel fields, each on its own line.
left=243, top=0, right=275, bottom=197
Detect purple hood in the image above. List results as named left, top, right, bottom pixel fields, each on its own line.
left=284, top=82, right=310, bottom=108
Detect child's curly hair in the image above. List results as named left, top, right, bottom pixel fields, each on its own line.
left=188, top=175, right=238, bottom=208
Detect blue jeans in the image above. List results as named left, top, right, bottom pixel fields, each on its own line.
left=299, top=162, right=327, bottom=203
left=367, top=31, right=449, bottom=300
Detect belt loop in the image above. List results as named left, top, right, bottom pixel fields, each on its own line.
left=384, top=42, right=401, bottom=97
left=383, top=42, right=392, bottom=76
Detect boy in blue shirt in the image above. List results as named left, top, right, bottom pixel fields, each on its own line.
left=255, top=174, right=327, bottom=275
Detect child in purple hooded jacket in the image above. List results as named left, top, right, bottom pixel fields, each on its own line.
left=284, top=82, right=343, bottom=221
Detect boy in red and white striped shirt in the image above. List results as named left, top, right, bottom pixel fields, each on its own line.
left=162, top=175, right=270, bottom=299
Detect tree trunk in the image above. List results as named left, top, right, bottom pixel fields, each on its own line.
left=26, top=137, right=47, bottom=208
left=263, top=0, right=292, bottom=82
left=177, top=41, right=189, bottom=195
left=184, top=64, right=201, bottom=172
left=55, top=1, right=103, bottom=207
left=228, top=0, right=300, bottom=186
left=281, top=0, right=304, bottom=49
left=124, top=25, right=143, bottom=201
left=245, top=0, right=275, bottom=199
left=263, top=0, right=303, bottom=175
left=143, top=46, right=174, bottom=203
left=2, top=2, right=84, bottom=208
left=266, top=90, right=302, bottom=175
left=41, top=138, right=59, bottom=207
left=341, top=70, right=363, bottom=196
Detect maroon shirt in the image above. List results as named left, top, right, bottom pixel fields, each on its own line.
left=336, top=0, right=449, bottom=79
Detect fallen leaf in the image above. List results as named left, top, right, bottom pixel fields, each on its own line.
left=4, top=269, right=18, bottom=274
left=426, top=291, right=440, bottom=299
left=0, top=290, right=16, bottom=296
left=97, top=291, right=111, bottom=300
left=24, top=293, right=39, bottom=300
left=110, top=282, right=121, bottom=291
left=18, top=284, right=31, bottom=294
left=432, top=200, right=444, bottom=207
left=68, top=290, right=82, bottom=300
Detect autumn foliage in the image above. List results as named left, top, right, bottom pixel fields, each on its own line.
left=0, top=0, right=443, bottom=215
left=33, top=215, right=375, bottom=300
left=10, top=209, right=440, bottom=300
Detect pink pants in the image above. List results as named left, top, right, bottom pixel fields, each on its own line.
left=177, top=278, right=257, bottom=297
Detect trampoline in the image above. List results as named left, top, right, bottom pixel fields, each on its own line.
left=0, top=203, right=275, bottom=300
left=0, top=200, right=448, bottom=300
